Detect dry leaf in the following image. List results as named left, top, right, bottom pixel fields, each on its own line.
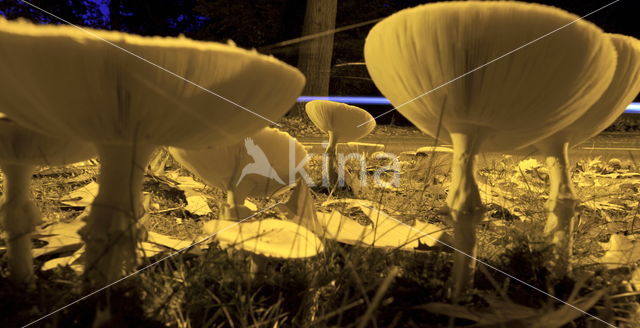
left=598, top=234, right=640, bottom=269
left=33, top=220, right=84, bottom=258
left=58, top=181, right=99, bottom=207
left=173, top=176, right=212, bottom=216
left=182, top=189, right=212, bottom=216
left=318, top=199, right=449, bottom=249
left=41, top=247, right=83, bottom=273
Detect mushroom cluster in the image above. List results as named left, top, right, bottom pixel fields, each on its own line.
left=0, top=114, right=95, bottom=283
left=0, top=17, right=305, bottom=288
left=364, top=1, right=617, bottom=297
left=0, top=2, right=637, bottom=324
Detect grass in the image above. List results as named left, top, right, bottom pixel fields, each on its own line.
left=1, top=143, right=640, bottom=327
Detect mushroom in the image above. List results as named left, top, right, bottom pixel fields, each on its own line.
left=516, top=34, right=640, bottom=275
left=0, top=114, right=95, bottom=283
left=203, top=218, right=323, bottom=259
left=0, top=18, right=305, bottom=288
left=305, top=100, right=376, bottom=185
left=169, top=127, right=309, bottom=220
left=364, top=2, right=616, bottom=298
left=202, top=218, right=324, bottom=277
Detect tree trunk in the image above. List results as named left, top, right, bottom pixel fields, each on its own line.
left=294, top=0, right=337, bottom=116
left=109, top=0, right=121, bottom=30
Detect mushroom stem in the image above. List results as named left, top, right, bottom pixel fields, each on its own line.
left=81, top=143, right=155, bottom=288
left=540, top=141, right=577, bottom=276
left=0, top=163, right=39, bottom=283
left=325, top=130, right=338, bottom=186
left=223, top=189, right=255, bottom=220
left=447, top=133, right=483, bottom=300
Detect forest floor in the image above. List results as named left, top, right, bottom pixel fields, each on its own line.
left=277, top=113, right=640, bottom=139
left=1, top=125, right=640, bottom=327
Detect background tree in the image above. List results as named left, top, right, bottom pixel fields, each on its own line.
left=0, top=0, right=104, bottom=27
left=297, top=0, right=337, bottom=101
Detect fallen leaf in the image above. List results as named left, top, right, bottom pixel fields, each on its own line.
left=146, top=231, right=194, bottom=252
left=598, top=234, right=640, bottom=269
left=173, top=176, right=212, bottom=216
left=33, top=220, right=84, bottom=258
left=41, top=247, right=84, bottom=273
left=174, top=175, right=206, bottom=190
left=315, top=211, right=370, bottom=244
left=318, top=199, right=449, bottom=249
left=58, top=181, right=99, bottom=207
left=182, top=189, right=212, bottom=216
left=147, top=148, right=171, bottom=176
left=244, top=199, right=258, bottom=211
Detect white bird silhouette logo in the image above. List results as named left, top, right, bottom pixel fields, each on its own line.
left=236, top=137, right=285, bottom=186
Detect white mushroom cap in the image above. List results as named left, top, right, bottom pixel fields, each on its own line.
left=169, top=127, right=308, bottom=199
left=364, top=1, right=616, bottom=152
left=536, top=34, right=640, bottom=148
left=0, top=18, right=305, bottom=148
left=0, top=114, right=95, bottom=166
left=305, top=100, right=376, bottom=142
left=203, top=219, right=323, bottom=259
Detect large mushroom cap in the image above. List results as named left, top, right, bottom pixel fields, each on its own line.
left=543, top=34, right=640, bottom=147
left=0, top=18, right=305, bottom=148
left=169, top=127, right=308, bottom=198
left=203, top=219, right=323, bottom=259
left=364, top=1, right=616, bottom=152
left=305, top=100, right=376, bottom=142
left=0, top=114, right=95, bottom=166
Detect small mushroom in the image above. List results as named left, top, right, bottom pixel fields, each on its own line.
left=0, top=114, right=95, bottom=283
left=203, top=218, right=323, bottom=259
left=305, top=100, right=376, bottom=185
left=365, top=2, right=616, bottom=298
left=170, top=128, right=308, bottom=220
left=203, top=218, right=323, bottom=277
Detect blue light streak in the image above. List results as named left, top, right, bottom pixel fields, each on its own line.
left=297, top=96, right=640, bottom=114
left=627, top=102, right=640, bottom=114
left=297, top=96, right=391, bottom=105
